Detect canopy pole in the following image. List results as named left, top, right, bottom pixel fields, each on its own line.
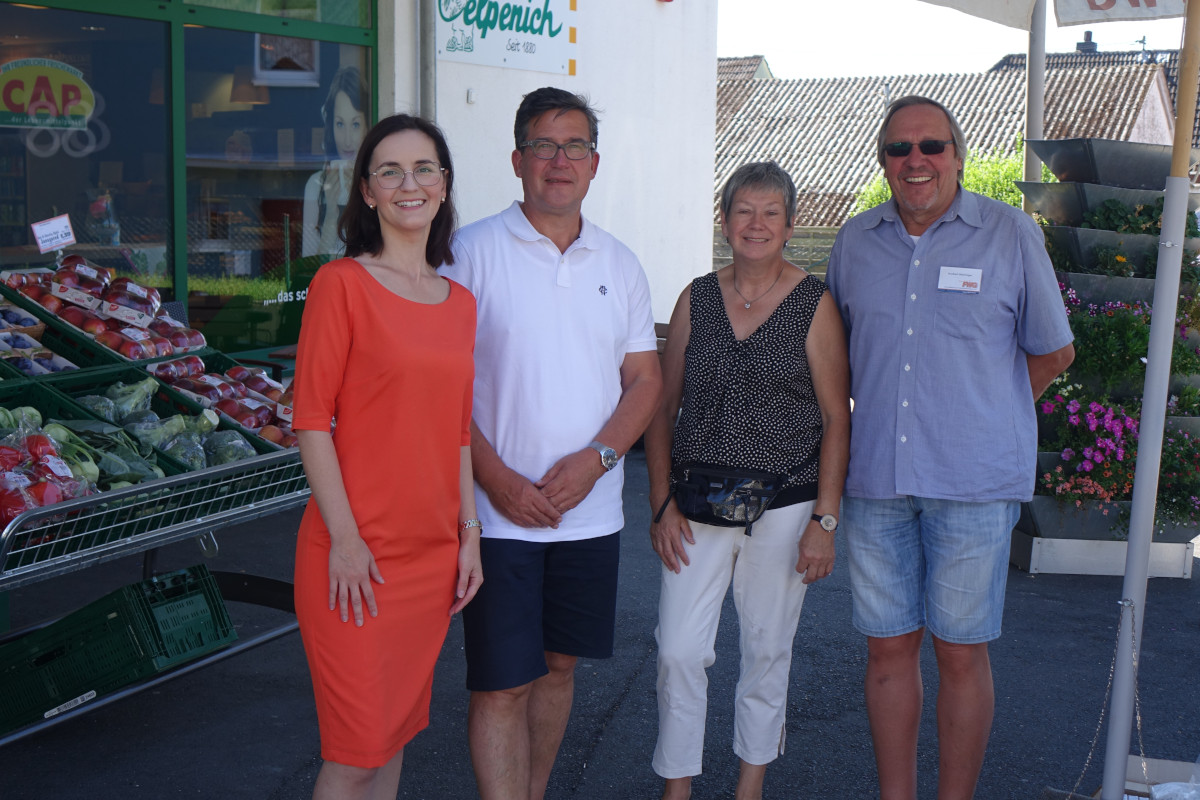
left=1100, top=3, right=1200, bottom=798
left=1023, top=0, right=1046, bottom=213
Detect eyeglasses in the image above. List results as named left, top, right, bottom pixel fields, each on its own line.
left=370, top=164, right=446, bottom=188
left=520, top=139, right=595, bottom=160
left=883, top=139, right=955, bottom=158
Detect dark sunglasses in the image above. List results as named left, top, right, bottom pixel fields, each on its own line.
left=883, top=139, right=955, bottom=158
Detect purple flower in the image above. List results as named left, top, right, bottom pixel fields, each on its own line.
left=1080, top=460, right=1094, bottom=472
left=1041, top=401, right=1055, bottom=415
left=1067, top=399, right=1081, bottom=414
left=1069, top=415, right=1081, bottom=426
left=1062, top=448, right=1075, bottom=460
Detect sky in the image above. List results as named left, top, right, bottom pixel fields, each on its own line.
left=716, top=1, right=1188, bottom=80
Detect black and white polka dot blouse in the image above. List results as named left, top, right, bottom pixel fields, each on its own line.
left=670, top=270, right=826, bottom=505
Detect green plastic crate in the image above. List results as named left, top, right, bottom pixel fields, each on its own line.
left=148, top=353, right=286, bottom=453
left=0, top=564, right=236, bottom=734
left=0, top=284, right=123, bottom=372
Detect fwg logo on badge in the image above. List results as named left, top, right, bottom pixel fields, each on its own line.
left=439, top=0, right=563, bottom=40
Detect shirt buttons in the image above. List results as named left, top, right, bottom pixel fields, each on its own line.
left=913, top=260, right=920, bottom=267
left=907, top=328, right=913, bottom=336
left=900, top=435, right=907, bottom=443
left=904, top=364, right=911, bottom=371
left=902, top=400, right=909, bottom=407
left=910, top=293, right=917, bottom=300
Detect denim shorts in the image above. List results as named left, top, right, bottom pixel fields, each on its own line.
left=462, top=533, right=620, bottom=692
left=842, top=496, right=1019, bottom=644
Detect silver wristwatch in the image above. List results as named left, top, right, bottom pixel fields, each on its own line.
left=588, top=440, right=618, bottom=471
left=811, top=513, right=838, bottom=532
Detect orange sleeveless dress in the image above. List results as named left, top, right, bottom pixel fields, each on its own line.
left=291, top=258, right=475, bottom=768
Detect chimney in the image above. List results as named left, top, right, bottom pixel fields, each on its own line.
left=1077, top=30, right=1097, bottom=53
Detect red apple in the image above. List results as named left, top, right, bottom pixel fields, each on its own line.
left=104, top=318, right=124, bottom=331
left=243, top=374, right=270, bottom=393
left=20, top=284, right=45, bottom=302
left=215, top=398, right=242, bottom=417
left=80, top=316, right=108, bottom=336
left=53, top=268, right=80, bottom=288
left=234, top=410, right=261, bottom=429
left=261, top=387, right=283, bottom=402
left=164, top=329, right=190, bottom=350
left=149, top=335, right=173, bottom=357
left=183, top=328, right=206, bottom=348
left=173, top=378, right=221, bottom=403
left=182, top=355, right=205, bottom=377
left=57, top=305, right=86, bottom=326
left=258, top=424, right=284, bottom=444
left=280, top=434, right=298, bottom=448
left=39, top=295, right=63, bottom=314
left=117, top=339, right=151, bottom=360
left=94, top=330, right=125, bottom=351
left=225, top=365, right=253, bottom=382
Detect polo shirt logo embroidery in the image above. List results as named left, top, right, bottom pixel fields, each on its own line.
left=599, top=285, right=607, bottom=295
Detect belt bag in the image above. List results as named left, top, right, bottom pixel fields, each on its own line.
left=655, top=462, right=785, bottom=536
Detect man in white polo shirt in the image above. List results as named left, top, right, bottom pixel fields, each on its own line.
left=441, top=87, right=662, bottom=800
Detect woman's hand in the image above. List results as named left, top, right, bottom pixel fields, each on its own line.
left=328, top=533, right=385, bottom=625
left=795, top=521, right=835, bottom=584
left=650, top=499, right=695, bottom=573
left=450, top=531, right=484, bottom=615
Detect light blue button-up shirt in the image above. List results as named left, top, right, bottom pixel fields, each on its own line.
left=826, top=188, right=1073, bottom=502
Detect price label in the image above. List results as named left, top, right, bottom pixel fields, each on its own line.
left=31, top=214, right=77, bottom=254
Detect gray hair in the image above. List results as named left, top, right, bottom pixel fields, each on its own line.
left=875, top=95, right=968, bottom=181
left=719, top=162, right=798, bottom=225
left=514, top=87, right=600, bottom=150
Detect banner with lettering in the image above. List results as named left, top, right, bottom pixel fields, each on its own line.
left=918, top=0, right=1185, bottom=30
left=436, top=0, right=577, bottom=75
left=1055, top=0, right=1186, bottom=27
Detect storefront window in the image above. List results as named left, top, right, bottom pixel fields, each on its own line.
left=0, top=6, right=171, bottom=294
left=183, top=0, right=370, bottom=28
left=184, top=26, right=370, bottom=351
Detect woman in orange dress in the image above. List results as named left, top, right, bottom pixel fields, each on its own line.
left=291, top=114, right=483, bottom=800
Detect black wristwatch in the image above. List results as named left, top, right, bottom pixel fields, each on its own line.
left=589, top=440, right=618, bottom=471
left=812, top=513, right=838, bottom=532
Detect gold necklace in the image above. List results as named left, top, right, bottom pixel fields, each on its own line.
left=732, top=266, right=784, bottom=309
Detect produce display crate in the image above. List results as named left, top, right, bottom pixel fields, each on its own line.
left=21, top=369, right=190, bottom=477
left=0, top=284, right=124, bottom=371
left=0, top=445, right=306, bottom=590
left=148, top=354, right=287, bottom=453
left=0, top=564, right=236, bottom=734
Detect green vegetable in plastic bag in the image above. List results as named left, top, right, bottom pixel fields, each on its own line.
left=120, top=409, right=160, bottom=427
left=10, top=407, right=41, bottom=429
left=104, top=376, right=158, bottom=421
left=203, top=429, right=256, bottom=465
left=125, top=415, right=187, bottom=450
left=76, top=395, right=119, bottom=424
left=163, top=431, right=205, bottom=471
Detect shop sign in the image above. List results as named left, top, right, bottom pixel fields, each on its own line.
left=0, top=59, right=96, bottom=130
left=437, top=0, right=577, bottom=75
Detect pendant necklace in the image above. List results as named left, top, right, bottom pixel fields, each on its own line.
left=732, top=266, right=784, bottom=309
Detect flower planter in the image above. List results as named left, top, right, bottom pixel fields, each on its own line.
left=1063, top=272, right=1156, bottom=305
left=1013, top=495, right=1198, bottom=577
left=1010, top=530, right=1193, bottom=577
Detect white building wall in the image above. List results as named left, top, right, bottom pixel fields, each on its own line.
left=382, top=0, right=717, bottom=324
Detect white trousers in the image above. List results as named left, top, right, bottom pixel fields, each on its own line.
left=652, top=500, right=813, bottom=779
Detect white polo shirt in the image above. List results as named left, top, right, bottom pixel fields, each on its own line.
left=442, top=201, right=657, bottom=542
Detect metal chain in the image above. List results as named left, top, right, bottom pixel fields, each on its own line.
left=1069, top=598, right=1148, bottom=797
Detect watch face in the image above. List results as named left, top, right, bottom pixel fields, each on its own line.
left=819, top=514, right=837, bottom=531
left=601, top=449, right=618, bottom=469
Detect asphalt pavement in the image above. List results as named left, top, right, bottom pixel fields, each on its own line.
left=2, top=450, right=1199, bottom=799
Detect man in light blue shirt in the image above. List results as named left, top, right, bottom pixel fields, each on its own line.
left=825, top=95, right=1074, bottom=800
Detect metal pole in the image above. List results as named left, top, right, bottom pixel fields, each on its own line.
left=419, top=0, right=437, bottom=121
left=1100, top=3, right=1200, bottom=797
left=1023, top=0, right=1046, bottom=213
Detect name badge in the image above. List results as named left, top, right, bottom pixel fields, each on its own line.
left=938, top=266, right=982, bottom=293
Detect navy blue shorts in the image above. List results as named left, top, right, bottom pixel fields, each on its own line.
left=462, top=532, right=620, bottom=692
